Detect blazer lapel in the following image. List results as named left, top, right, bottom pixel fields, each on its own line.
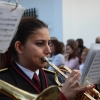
left=9, top=62, right=40, bottom=94
left=39, top=70, right=47, bottom=91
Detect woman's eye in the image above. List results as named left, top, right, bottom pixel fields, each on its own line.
left=36, top=42, right=44, bottom=46
left=48, top=42, right=51, bottom=46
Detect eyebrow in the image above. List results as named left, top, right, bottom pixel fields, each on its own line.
left=35, top=40, right=50, bottom=42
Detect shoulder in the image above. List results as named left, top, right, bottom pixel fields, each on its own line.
left=42, top=68, right=60, bottom=86
left=69, top=57, right=79, bottom=63
left=57, top=53, right=63, bottom=57
left=42, top=68, right=62, bottom=86
left=0, top=68, right=8, bottom=74
left=43, top=68, right=55, bottom=75
left=54, top=54, right=64, bottom=59
left=0, top=68, right=9, bottom=78
left=71, top=57, right=79, bottom=61
left=42, top=68, right=56, bottom=79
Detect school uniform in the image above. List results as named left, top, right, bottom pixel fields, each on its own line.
left=0, top=61, right=58, bottom=100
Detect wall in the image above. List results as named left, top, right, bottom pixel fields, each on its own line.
left=62, top=0, right=100, bottom=47
left=10, top=0, right=63, bottom=41
left=10, top=0, right=100, bottom=48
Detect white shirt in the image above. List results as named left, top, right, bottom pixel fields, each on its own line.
left=79, top=63, right=84, bottom=73
left=15, top=61, right=39, bottom=80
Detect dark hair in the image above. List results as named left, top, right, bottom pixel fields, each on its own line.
left=50, top=37, right=58, bottom=41
left=67, top=39, right=75, bottom=44
left=10, top=17, right=48, bottom=58
left=60, top=42, right=65, bottom=54
left=50, top=39, right=63, bottom=55
left=66, top=40, right=80, bottom=62
left=76, top=38, right=83, bottom=48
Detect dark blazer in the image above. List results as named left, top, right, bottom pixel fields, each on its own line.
left=0, top=61, right=58, bottom=100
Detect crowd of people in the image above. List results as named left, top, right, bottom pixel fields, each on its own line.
left=48, top=36, right=100, bottom=75
left=0, top=17, right=99, bottom=100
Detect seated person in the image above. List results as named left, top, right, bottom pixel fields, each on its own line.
left=76, top=38, right=86, bottom=57
left=79, top=48, right=89, bottom=73
left=48, top=39, right=65, bottom=71
left=65, top=40, right=80, bottom=70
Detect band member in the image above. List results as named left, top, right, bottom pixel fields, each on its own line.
left=0, top=17, right=93, bottom=100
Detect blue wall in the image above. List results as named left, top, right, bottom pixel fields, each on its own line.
left=11, top=0, right=63, bottom=42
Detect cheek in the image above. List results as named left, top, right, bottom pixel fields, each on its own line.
left=82, top=58, right=85, bottom=60
left=82, top=57, right=85, bottom=62
left=69, top=50, right=73, bottom=54
left=66, top=50, right=68, bottom=53
left=24, top=45, right=41, bottom=58
left=84, top=56, right=86, bottom=60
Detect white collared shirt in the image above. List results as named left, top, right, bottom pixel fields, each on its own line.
left=15, top=61, right=39, bottom=80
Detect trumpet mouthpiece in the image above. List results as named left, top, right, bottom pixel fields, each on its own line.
left=43, top=57, right=51, bottom=65
left=43, top=57, right=48, bottom=62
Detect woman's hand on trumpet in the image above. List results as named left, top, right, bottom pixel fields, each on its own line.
left=61, top=70, right=94, bottom=100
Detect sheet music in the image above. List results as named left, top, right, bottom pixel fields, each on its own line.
left=0, top=1, right=24, bottom=53
left=79, top=44, right=100, bottom=85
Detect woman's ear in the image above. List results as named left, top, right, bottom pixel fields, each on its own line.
left=14, top=41, right=23, bottom=54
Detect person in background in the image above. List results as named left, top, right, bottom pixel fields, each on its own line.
left=50, top=37, right=58, bottom=41
left=47, top=37, right=58, bottom=62
left=67, top=39, right=75, bottom=44
left=95, top=36, right=100, bottom=43
left=0, top=17, right=93, bottom=100
left=79, top=48, right=89, bottom=73
left=48, top=39, right=66, bottom=83
left=60, top=41, right=65, bottom=54
left=48, top=39, right=65, bottom=71
left=65, top=39, right=80, bottom=70
left=76, top=38, right=86, bottom=57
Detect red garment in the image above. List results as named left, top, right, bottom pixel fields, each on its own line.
left=60, top=92, right=68, bottom=100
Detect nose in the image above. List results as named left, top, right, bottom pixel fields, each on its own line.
left=44, top=44, right=51, bottom=55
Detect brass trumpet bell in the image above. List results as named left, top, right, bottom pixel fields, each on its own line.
left=0, top=79, right=60, bottom=100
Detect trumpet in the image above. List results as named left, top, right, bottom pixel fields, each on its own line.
left=43, top=57, right=100, bottom=100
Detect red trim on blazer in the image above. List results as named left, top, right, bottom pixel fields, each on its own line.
left=41, top=69, right=48, bottom=87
